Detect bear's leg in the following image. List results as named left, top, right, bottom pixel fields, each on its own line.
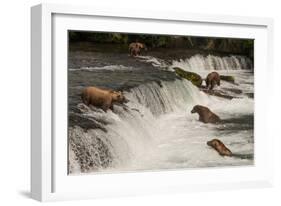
left=82, top=95, right=90, bottom=106
left=110, top=104, right=114, bottom=111
left=210, top=80, right=215, bottom=90
left=101, top=104, right=109, bottom=112
left=205, top=79, right=210, bottom=89
left=102, top=99, right=112, bottom=112
left=132, top=49, right=136, bottom=57
left=198, top=114, right=207, bottom=123
left=130, top=49, right=134, bottom=56
left=135, top=49, right=139, bottom=56
left=201, top=116, right=209, bottom=123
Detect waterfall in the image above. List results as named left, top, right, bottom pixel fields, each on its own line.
left=170, top=54, right=253, bottom=71
left=69, top=79, right=213, bottom=173
left=68, top=54, right=254, bottom=174
left=126, top=79, right=211, bottom=116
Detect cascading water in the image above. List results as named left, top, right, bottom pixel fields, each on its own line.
left=170, top=54, right=253, bottom=71
left=68, top=53, right=254, bottom=174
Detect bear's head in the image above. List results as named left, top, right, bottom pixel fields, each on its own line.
left=191, top=105, right=201, bottom=113
left=207, top=139, right=219, bottom=147
left=111, top=91, right=128, bottom=103
left=136, top=43, right=147, bottom=51
left=207, top=139, right=232, bottom=156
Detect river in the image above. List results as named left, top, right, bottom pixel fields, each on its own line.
left=68, top=42, right=254, bottom=174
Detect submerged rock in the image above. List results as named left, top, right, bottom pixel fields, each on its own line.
left=173, top=67, right=202, bottom=87
left=245, top=93, right=254, bottom=98
left=222, top=87, right=243, bottom=94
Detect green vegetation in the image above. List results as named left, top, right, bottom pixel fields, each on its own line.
left=69, top=31, right=254, bottom=58
left=220, top=75, right=235, bottom=84
left=173, top=67, right=202, bottom=87
left=172, top=67, right=236, bottom=88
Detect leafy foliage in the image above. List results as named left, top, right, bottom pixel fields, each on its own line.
left=173, top=67, right=203, bottom=87
left=69, top=31, right=254, bottom=57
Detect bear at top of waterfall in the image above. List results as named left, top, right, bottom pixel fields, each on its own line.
left=191, top=105, right=220, bottom=124
left=207, top=139, right=232, bottom=156
left=205, top=71, right=220, bottom=90
left=129, top=42, right=147, bottom=57
left=81, top=86, right=128, bottom=112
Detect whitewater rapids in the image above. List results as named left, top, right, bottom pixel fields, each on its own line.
left=68, top=53, right=254, bottom=174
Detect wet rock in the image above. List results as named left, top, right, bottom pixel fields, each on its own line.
left=200, top=88, right=238, bottom=100
left=220, top=75, right=235, bottom=84
left=232, top=153, right=254, bottom=160
left=222, top=87, right=243, bottom=94
left=245, top=93, right=254, bottom=98
left=68, top=126, right=113, bottom=173
left=69, top=112, right=108, bottom=132
left=173, top=67, right=202, bottom=87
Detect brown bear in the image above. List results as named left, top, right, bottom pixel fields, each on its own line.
left=207, top=139, right=232, bottom=156
left=81, top=86, right=127, bottom=112
left=129, top=42, right=147, bottom=56
left=191, top=105, right=220, bottom=123
left=205, top=72, right=220, bottom=90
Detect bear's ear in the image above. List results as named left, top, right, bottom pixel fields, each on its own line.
left=110, top=90, right=119, bottom=95
left=213, top=141, right=219, bottom=147
left=112, top=91, right=122, bottom=96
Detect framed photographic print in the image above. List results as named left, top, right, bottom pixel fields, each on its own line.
left=31, top=3, right=274, bottom=201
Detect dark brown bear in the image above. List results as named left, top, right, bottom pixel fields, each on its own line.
left=81, top=86, right=127, bottom=112
left=191, top=105, right=220, bottom=124
left=207, top=139, right=232, bottom=156
left=205, top=72, right=220, bottom=90
left=129, top=42, right=147, bottom=56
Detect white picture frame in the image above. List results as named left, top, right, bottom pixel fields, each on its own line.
left=31, top=3, right=274, bottom=202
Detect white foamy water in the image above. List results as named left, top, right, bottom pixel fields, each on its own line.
left=69, top=62, right=254, bottom=174
left=138, top=54, right=253, bottom=72
left=136, top=55, right=169, bottom=68
left=170, top=54, right=253, bottom=71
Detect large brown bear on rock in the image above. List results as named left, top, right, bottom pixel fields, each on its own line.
left=129, top=42, right=147, bottom=56
left=81, top=87, right=127, bottom=112
left=191, top=105, right=220, bottom=124
left=205, top=72, right=220, bottom=90
left=207, top=139, right=232, bottom=156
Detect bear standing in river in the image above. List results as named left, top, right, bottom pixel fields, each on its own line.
left=205, top=71, right=220, bottom=90
left=191, top=105, right=220, bottom=124
left=129, top=42, right=147, bottom=56
left=81, top=87, right=127, bottom=112
left=207, top=139, right=232, bottom=156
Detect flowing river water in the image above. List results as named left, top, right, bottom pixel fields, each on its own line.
left=68, top=43, right=254, bottom=174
